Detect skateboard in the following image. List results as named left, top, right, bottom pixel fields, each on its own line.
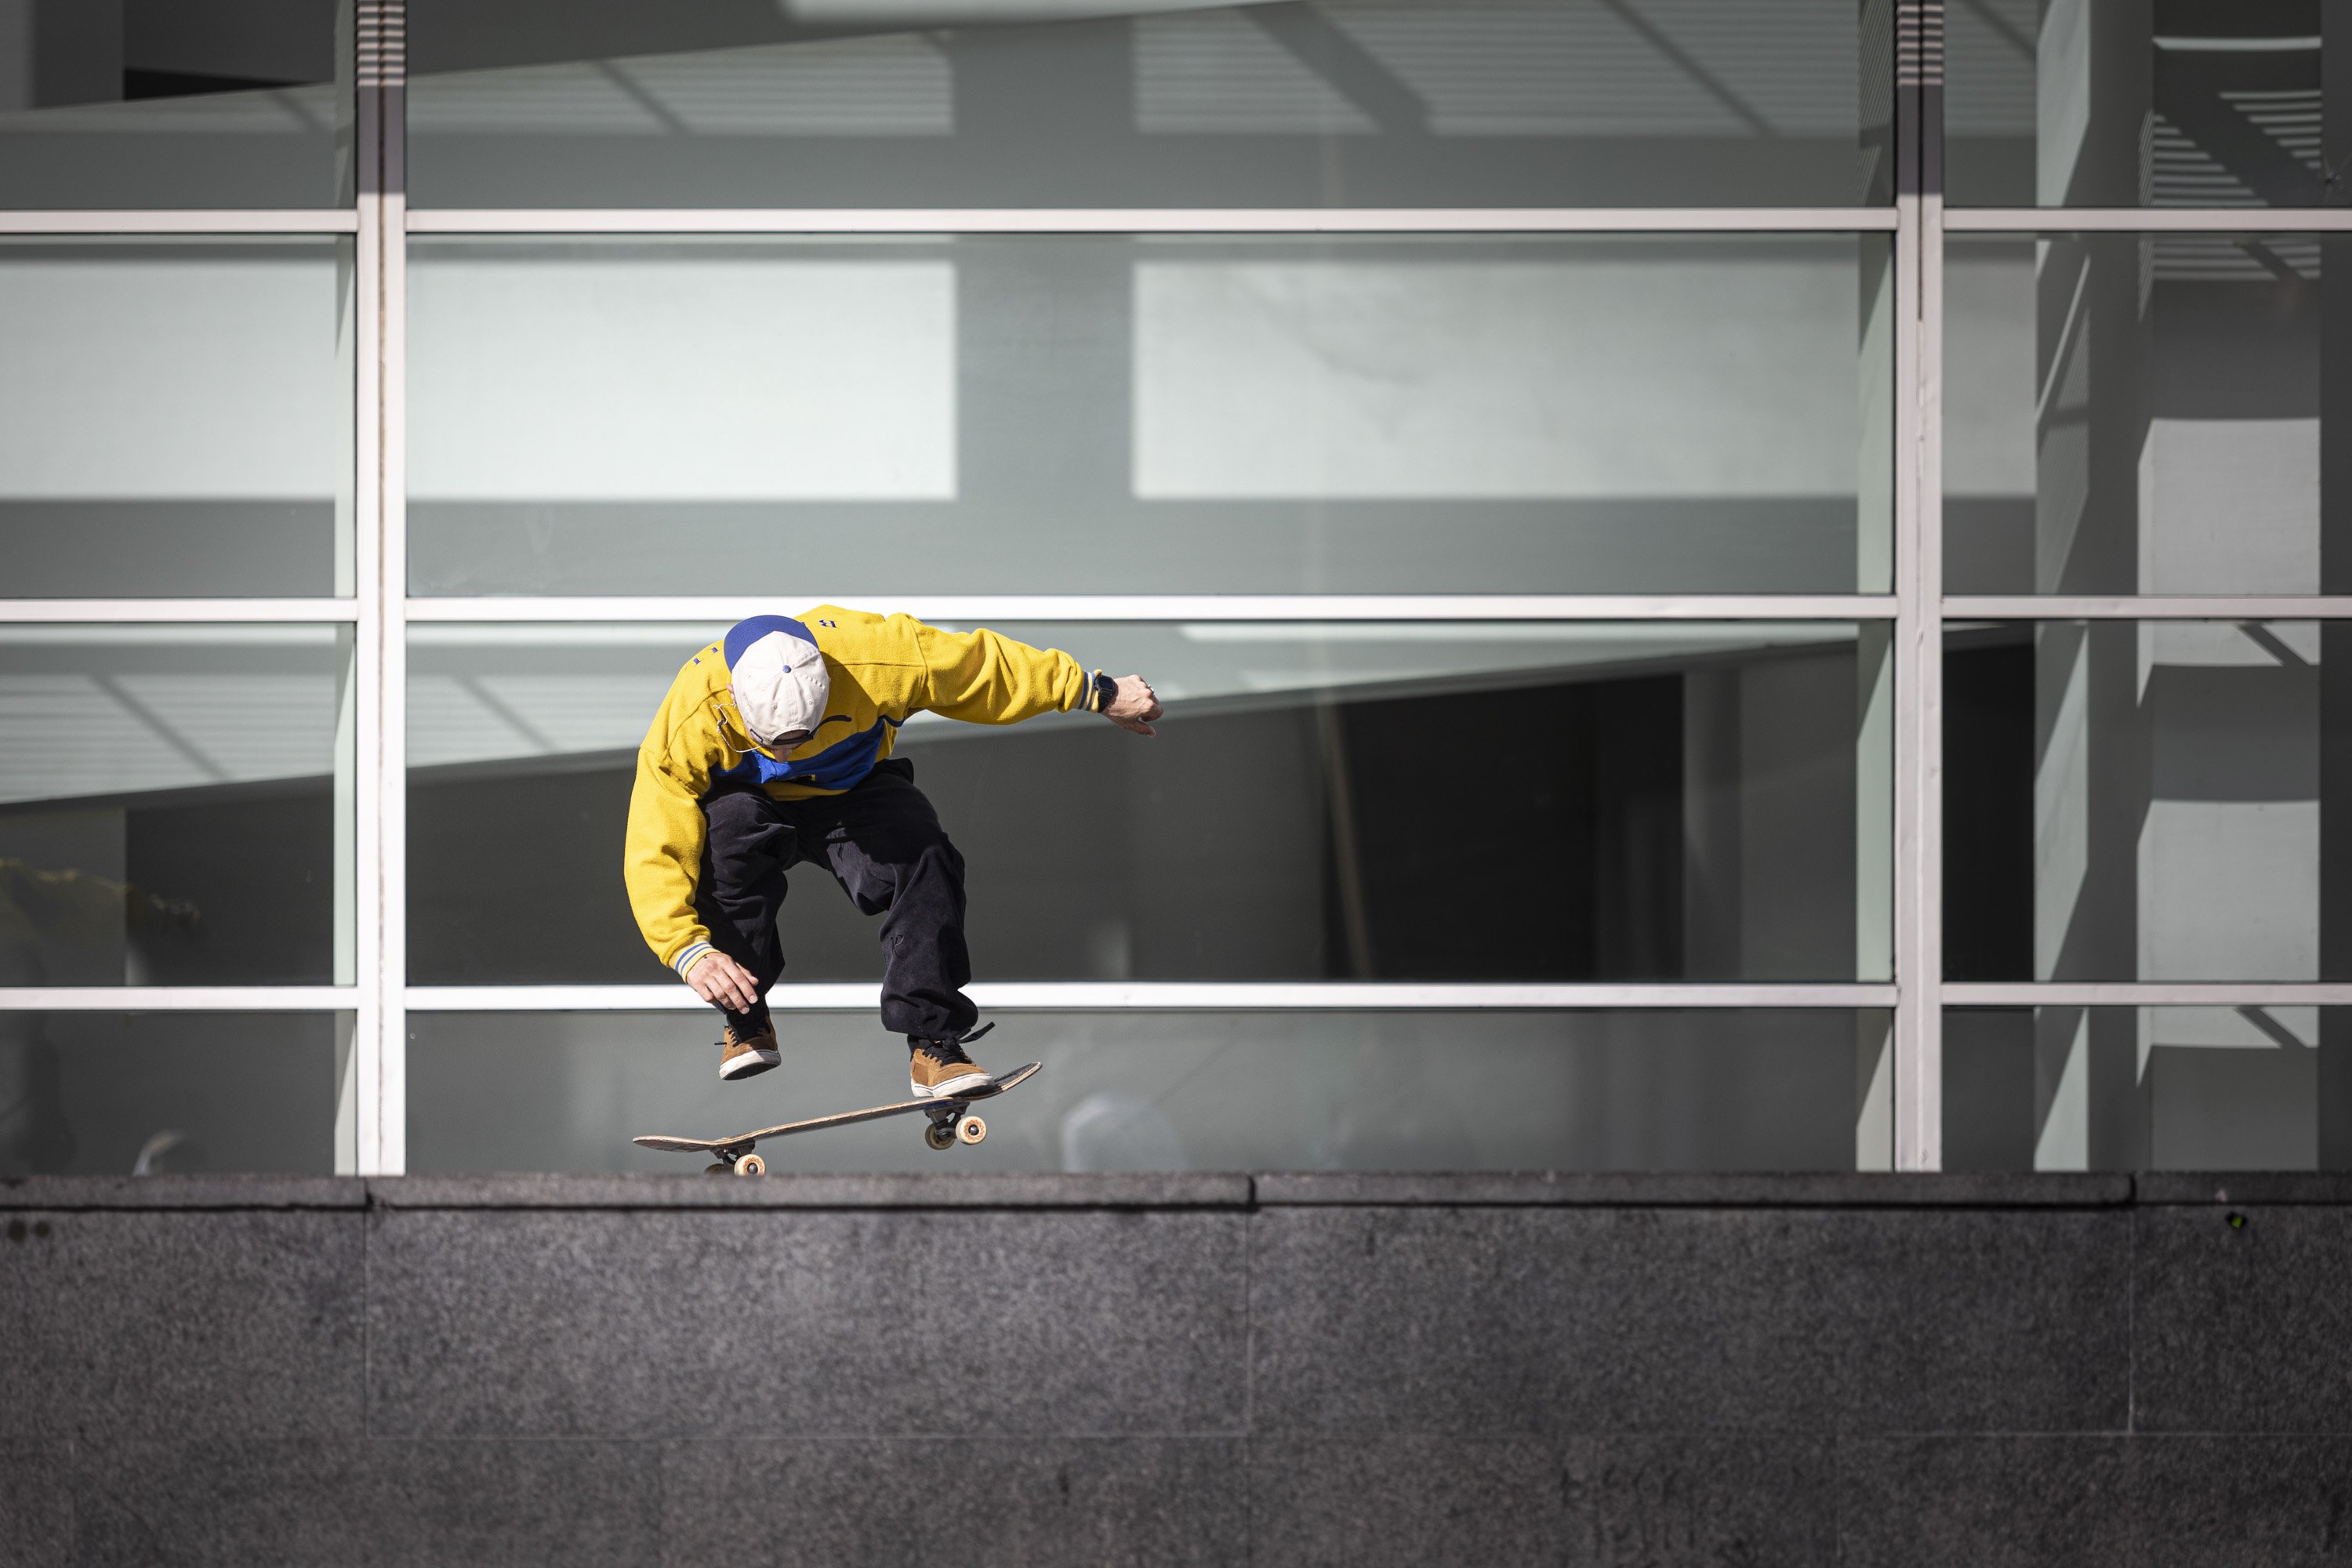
left=632, top=1061, right=1044, bottom=1176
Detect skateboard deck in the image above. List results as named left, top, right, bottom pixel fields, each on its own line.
left=633, top=1061, right=1043, bottom=1174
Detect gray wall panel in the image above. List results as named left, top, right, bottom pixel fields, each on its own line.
left=2134, top=1207, right=2352, bottom=1432
left=3, top=1177, right=2347, bottom=1563
left=365, top=1208, right=1249, bottom=1438
left=657, top=1438, right=1246, bottom=1567
left=1249, top=1207, right=2127, bottom=1436
left=0, top=1210, right=363, bottom=1445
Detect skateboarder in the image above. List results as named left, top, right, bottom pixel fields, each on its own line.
left=623, top=608, right=1163, bottom=1097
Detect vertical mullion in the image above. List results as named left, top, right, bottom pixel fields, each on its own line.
left=354, top=0, right=408, bottom=1174
left=380, top=0, right=411, bottom=1174
left=352, top=2, right=387, bottom=1174
left=1892, top=0, right=1944, bottom=1170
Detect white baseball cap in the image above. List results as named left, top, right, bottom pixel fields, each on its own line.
left=723, top=615, right=830, bottom=748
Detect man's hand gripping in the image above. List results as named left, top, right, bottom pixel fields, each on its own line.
left=682, top=949, right=763, bottom=1012
left=1103, top=674, right=1163, bottom=737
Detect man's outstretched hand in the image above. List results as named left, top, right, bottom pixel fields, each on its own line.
left=1104, top=674, right=1163, bottom=736
left=683, top=949, right=762, bottom=1012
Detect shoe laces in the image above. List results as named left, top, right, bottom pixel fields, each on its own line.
left=916, top=1036, right=974, bottom=1068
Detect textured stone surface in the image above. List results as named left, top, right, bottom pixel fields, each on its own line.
left=1559, top=1435, right=1836, bottom=1568
left=367, top=1208, right=1248, bottom=1437
left=0, top=1443, right=72, bottom=1567
left=1248, top=1438, right=1560, bottom=1566
left=371, top=1172, right=1250, bottom=1209
left=0, top=1210, right=364, bottom=1443
left=0, top=1175, right=365, bottom=1210
left=1255, top=1171, right=2132, bottom=1207
left=1837, top=1437, right=2131, bottom=1568
left=63, top=1440, right=661, bottom=1567
left=659, top=1439, right=1244, bottom=1566
left=2135, top=1206, right=2352, bottom=1432
left=1250, top=1207, right=2128, bottom=1435
left=2131, top=1437, right=2352, bottom=1567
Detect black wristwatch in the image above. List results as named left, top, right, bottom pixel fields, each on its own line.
left=1093, top=670, right=1120, bottom=713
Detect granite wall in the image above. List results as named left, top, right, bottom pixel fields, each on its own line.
left=3, top=1171, right=2347, bottom=1566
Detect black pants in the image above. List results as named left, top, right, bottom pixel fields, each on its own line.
left=694, top=758, right=975, bottom=1042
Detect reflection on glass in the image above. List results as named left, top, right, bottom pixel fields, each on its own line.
left=1946, top=1007, right=2349, bottom=1173
left=408, top=620, right=1886, bottom=985
left=1944, top=232, right=2330, bottom=595
left=410, top=1009, right=1887, bottom=1174
left=0, top=239, right=355, bottom=597
left=0, top=1011, right=346, bottom=1176
left=408, top=235, right=1889, bottom=595
left=0, top=626, right=353, bottom=986
left=1948, top=2, right=2333, bottom=207
left=0, top=1, right=347, bottom=209
left=408, top=0, right=1878, bottom=209
left=1944, top=621, right=2336, bottom=984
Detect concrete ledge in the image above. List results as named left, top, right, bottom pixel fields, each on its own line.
left=2133, top=1173, right=2352, bottom=1206
left=1251, top=1171, right=2136, bottom=1207
left=0, top=1175, right=368, bottom=1210
left=365, top=1172, right=1254, bottom=1209
left=8, top=1171, right=2318, bottom=1210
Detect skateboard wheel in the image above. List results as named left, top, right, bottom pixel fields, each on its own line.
left=735, top=1153, right=766, bottom=1177
left=956, top=1114, right=986, bottom=1146
left=924, top=1122, right=956, bottom=1152
left=702, top=1162, right=731, bottom=1176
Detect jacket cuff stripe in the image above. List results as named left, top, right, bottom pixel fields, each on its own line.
left=673, top=941, right=714, bottom=978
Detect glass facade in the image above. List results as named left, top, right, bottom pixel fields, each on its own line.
left=1944, top=620, right=2337, bottom=984
left=3, top=2, right=2343, bottom=1177
left=1947, top=2, right=2336, bottom=209
left=0, top=1, right=350, bottom=210
left=0, top=626, right=354, bottom=987
left=1944, top=231, right=2335, bottom=596
left=0, top=238, right=356, bottom=598
left=0, top=1011, right=350, bottom=1175
left=408, top=234, right=1889, bottom=597
left=409, top=1009, right=1889, bottom=1174
left=411, top=622, right=1882, bottom=985
left=406, top=0, right=1879, bottom=209
left=1946, top=1006, right=2351, bottom=1172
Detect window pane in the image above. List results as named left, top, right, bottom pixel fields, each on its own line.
left=409, top=1009, right=1889, bottom=1174
left=0, top=626, right=353, bottom=986
left=408, top=620, right=1887, bottom=985
left=0, top=1011, right=349, bottom=1175
left=408, top=234, right=1891, bottom=596
left=1944, top=232, right=2333, bottom=595
left=1947, top=4, right=2332, bottom=208
left=1944, top=621, right=2337, bottom=984
left=0, top=1, right=347, bottom=209
left=408, top=0, right=1882, bottom=209
left=0, top=239, right=354, bottom=598
left=1945, top=1007, right=2350, bottom=1172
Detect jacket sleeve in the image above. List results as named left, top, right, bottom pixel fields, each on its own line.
left=622, top=703, right=720, bottom=977
left=913, top=620, right=1100, bottom=724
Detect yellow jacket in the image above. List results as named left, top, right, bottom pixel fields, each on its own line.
left=623, top=605, right=1103, bottom=976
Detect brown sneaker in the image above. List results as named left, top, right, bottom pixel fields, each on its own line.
left=718, top=1018, right=781, bottom=1081
left=909, top=1033, right=993, bottom=1099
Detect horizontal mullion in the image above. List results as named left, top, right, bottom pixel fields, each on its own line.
left=1947, top=596, right=2352, bottom=620
left=1944, top=983, right=2352, bottom=1007
left=1946, top=208, right=2352, bottom=233
left=404, top=595, right=1898, bottom=624
left=0, top=599, right=359, bottom=623
left=0, top=987, right=358, bottom=1011
left=0, top=210, right=359, bottom=235
left=405, top=207, right=1899, bottom=236
left=407, top=983, right=1898, bottom=1011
